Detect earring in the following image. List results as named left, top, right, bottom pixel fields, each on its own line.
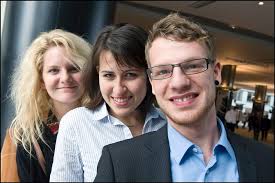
left=215, top=80, right=219, bottom=85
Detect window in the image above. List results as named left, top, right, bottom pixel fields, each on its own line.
left=237, top=91, right=243, bottom=101
left=266, top=95, right=271, bottom=104
left=247, top=92, right=253, bottom=102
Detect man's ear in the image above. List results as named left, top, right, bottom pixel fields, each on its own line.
left=214, top=62, right=221, bottom=84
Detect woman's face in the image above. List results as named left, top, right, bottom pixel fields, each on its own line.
left=42, top=46, right=84, bottom=108
left=98, top=50, right=147, bottom=119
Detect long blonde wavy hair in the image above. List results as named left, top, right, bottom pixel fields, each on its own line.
left=10, top=29, right=92, bottom=155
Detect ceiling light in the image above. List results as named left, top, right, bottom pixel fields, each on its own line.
left=258, top=2, right=264, bottom=5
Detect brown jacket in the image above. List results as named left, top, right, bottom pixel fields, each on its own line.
left=1, top=129, right=20, bottom=182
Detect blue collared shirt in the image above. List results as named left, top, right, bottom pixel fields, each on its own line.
left=168, top=119, right=239, bottom=182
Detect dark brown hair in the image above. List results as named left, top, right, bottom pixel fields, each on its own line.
left=83, top=23, right=153, bottom=114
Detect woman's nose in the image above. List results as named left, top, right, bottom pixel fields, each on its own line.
left=113, top=79, right=127, bottom=94
left=60, top=71, right=72, bottom=83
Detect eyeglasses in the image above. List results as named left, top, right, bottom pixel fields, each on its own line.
left=147, top=58, right=214, bottom=80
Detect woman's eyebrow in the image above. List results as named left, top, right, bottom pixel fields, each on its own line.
left=100, top=70, right=114, bottom=73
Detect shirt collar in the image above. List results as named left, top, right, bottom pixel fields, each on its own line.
left=111, top=105, right=166, bottom=126
left=92, top=103, right=120, bottom=126
left=90, top=102, right=109, bottom=121
left=168, top=123, right=194, bottom=164
left=215, top=118, right=236, bottom=161
left=144, top=105, right=166, bottom=124
left=168, top=118, right=236, bottom=165
left=92, top=103, right=166, bottom=126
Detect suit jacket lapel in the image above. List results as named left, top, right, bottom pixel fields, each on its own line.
left=143, top=125, right=172, bottom=182
left=227, top=131, right=257, bottom=182
left=139, top=125, right=258, bottom=182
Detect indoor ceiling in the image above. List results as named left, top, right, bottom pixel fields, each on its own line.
left=114, top=1, right=274, bottom=94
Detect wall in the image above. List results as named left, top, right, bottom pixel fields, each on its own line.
left=1, top=1, right=6, bottom=38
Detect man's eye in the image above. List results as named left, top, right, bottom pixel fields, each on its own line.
left=184, top=64, right=202, bottom=71
left=157, top=69, right=171, bottom=75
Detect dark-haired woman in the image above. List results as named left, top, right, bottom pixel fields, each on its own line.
left=50, top=23, right=166, bottom=182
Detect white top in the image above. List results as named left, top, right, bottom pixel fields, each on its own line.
left=225, top=109, right=237, bottom=124
left=50, top=102, right=166, bottom=182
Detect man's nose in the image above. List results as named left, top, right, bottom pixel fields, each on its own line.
left=169, top=67, right=191, bottom=90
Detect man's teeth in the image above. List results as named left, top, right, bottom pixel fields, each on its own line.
left=113, top=97, right=129, bottom=103
left=174, top=95, right=194, bottom=102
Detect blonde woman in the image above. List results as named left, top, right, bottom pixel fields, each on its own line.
left=9, top=29, right=92, bottom=182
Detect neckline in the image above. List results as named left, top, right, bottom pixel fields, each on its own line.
left=47, top=111, right=59, bottom=135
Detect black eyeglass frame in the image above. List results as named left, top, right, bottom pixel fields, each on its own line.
left=147, top=58, right=215, bottom=80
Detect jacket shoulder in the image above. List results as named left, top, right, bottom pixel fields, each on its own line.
left=105, top=125, right=167, bottom=155
left=228, top=132, right=274, bottom=182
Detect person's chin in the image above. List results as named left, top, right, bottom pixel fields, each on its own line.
left=58, top=87, right=78, bottom=93
left=57, top=96, right=80, bottom=105
left=163, top=105, right=200, bottom=121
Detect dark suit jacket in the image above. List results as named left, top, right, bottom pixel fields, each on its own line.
left=94, top=125, right=274, bottom=182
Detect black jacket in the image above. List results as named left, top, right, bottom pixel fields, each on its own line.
left=16, top=123, right=57, bottom=182
left=95, top=124, right=274, bottom=182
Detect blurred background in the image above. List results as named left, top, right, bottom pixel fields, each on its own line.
left=1, top=1, right=274, bottom=147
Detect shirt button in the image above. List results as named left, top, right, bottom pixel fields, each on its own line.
left=192, top=148, right=198, bottom=153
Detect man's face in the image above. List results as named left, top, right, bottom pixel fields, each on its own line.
left=148, top=37, right=221, bottom=127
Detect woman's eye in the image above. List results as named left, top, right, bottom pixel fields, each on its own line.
left=69, top=67, right=79, bottom=73
left=125, top=72, right=137, bottom=78
left=103, top=73, right=114, bottom=78
left=48, top=68, right=59, bottom=74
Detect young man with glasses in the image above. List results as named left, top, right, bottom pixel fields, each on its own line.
left=94, top=13, right=274, bottom=182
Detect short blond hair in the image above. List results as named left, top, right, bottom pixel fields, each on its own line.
left=145, top=13, right=215, bottom=66
left=10, top=29, right=92, bottom=155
